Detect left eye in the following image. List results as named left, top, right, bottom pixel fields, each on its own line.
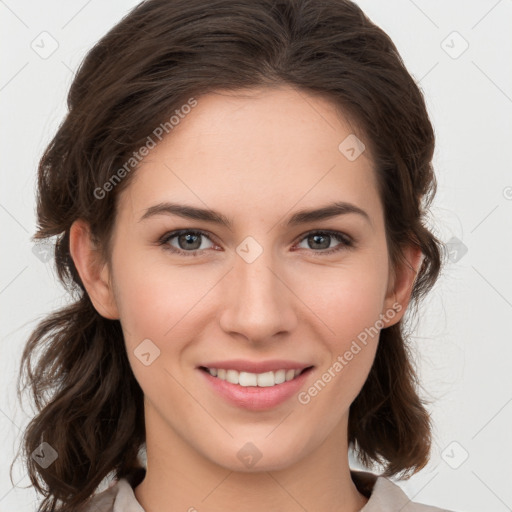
left=295, top=231, right=352, bottom=253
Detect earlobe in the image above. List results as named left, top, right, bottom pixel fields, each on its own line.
left=382, top=245, right=424, bottom=326
left=69, top=219, right=119, bottom=320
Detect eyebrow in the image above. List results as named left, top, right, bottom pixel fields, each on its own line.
left=138, top=201, right=371, bottom=228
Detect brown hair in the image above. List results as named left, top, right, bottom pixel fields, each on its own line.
left=13, top=0, right=444, bottom=510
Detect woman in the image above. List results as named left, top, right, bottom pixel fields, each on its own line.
left=13, top=0, right=454, bottom=510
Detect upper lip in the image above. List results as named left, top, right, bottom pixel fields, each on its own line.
left=198, top=359, right=314, bottom=374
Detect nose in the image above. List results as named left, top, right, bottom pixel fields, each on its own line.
left=218, top=245, right=298, bottom=344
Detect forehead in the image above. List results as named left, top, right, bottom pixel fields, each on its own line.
left=117, top=86, right=380, bottom=224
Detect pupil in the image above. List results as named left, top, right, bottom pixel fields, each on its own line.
left=311, top=234, right=329, bottom=249
left=180, top=233, right=200, bottom=250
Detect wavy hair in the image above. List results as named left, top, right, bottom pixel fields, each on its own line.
left=12, top=0, right=443, bottom=510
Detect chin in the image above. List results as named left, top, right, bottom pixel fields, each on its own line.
left=203, top=433, right=311, bottom=473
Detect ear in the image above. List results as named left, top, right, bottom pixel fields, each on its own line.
left=382, top=244, right=424, bottom=327
left=69, top=219, right=119, bottom=320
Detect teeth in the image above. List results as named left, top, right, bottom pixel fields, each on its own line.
left=226, top=369, right=239, bottom=385
left=206, top=367, right=306, bottom=387
left=240, top=371, right=258, bottom=386
left=274, top=369, right=286, bottom=384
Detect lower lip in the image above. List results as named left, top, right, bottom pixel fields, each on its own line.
left=198, top=367, right=313, bottom=411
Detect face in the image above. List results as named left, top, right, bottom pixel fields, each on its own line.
left=98, top=86, right=404, bottom=472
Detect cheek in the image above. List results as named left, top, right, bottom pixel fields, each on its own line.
left=320, top=335, right=378, bottom=413
left=112, top=253, right=207, bottom=342
left=298, top=285, right=381, bottom=419
left=297, top=259, right=389, bottom=340
left=293, top=256, right=387, bottom=403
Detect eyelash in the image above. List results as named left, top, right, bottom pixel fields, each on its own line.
left=157, top=229, right=355, bottom=257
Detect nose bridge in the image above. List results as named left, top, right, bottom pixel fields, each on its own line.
left=219, top=238, right=296, bottom=341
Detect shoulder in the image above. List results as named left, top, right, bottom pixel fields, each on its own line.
left=83, top=469, right=456, bottom=512
left=351, top=470, right=456, bottom=512
left=78, top=478, right=144, bottom=512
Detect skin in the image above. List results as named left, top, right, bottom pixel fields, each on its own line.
left=70, top=85, right=422, bottom=512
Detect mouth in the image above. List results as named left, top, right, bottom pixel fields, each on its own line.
left=197, top=364, right=315, bottom=410
left=198, top=365, right=314, bottom=388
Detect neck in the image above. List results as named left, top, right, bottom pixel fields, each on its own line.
left=134, top=407, right=368, bottom=512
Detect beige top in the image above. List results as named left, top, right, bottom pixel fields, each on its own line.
left=81, top=469, right=453, bottom=512
left=81, top=469, right=455, bottom=511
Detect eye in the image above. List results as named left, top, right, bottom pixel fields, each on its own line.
left=295, top=230, right=354, bottom=255
left=158, top=229, right=354, bottom=257
left=159, top=229, right=216, bottom=256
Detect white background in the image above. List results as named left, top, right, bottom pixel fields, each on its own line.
left=1, top=1, right=511, bottom=511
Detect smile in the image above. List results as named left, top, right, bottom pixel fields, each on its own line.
left=199, top=366, right=313, bottom=387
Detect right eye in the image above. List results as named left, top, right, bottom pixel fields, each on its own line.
left=158, top=229, right=217, bottom=256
